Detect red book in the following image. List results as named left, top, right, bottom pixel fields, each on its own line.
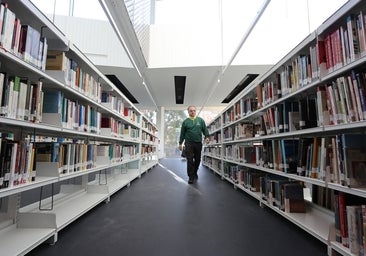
left=338, top=192, right=349, bottom=247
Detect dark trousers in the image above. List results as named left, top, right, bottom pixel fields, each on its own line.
left=185, top=141, right=202, bottom=178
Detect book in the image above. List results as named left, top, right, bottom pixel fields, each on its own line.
left=298, top=97, right=317, bottom=129
left=19, top=25, right=33, bottom=63
left=46, top=50, right=67, bottom=70
left=16, top=80, right=28, bottom=120
left=283, top=182, right=306, bottom=213
left=347, top=14, right=360, bottom=62
left=346, top=205, right=361, bottom=253
left=280, top=139, right=298, bottom=173
left=297, top=138, right=313, bottom=176
left=0, top=4, right=15, bottom=51
left=42, top=90, right=63, bottom=114
left=341, top=133, right=366, bottom=187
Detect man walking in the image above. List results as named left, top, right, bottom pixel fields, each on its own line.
left=178, top=106, right=210, bottom=184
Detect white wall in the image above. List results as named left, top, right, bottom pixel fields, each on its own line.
left=51, top=15, right=133, bottom=68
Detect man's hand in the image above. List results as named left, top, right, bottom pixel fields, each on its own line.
left=178, top=144, right=183, bottom=151
left=205, top=138, right=210, bottom=144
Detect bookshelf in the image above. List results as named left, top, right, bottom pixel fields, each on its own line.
left=0, top=0, right=159, bottom=255
left=203, top=0, right=366, bottom=255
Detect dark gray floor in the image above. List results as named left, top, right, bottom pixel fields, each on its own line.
left=27, top=158, right=327, bottom=256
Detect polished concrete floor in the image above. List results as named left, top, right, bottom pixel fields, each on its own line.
left=27, top=158, right=327, bottom=256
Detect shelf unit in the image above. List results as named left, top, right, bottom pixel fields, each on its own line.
left=203, top=1, right=366, bottom=255
left=0, top=1, right=159, bottom=255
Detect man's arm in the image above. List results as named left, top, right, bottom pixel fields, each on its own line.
left=201, top=118, right=210, bottom=144
left=178, top=120, right=186, bottom=150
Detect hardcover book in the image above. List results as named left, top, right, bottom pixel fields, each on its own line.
left=341, top=133, right=366, bottom=187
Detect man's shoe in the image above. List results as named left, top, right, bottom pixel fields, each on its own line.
left=188, top=178, right=194, bottom=184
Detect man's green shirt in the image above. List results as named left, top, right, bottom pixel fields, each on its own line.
left=179, top=117, right=209, bottom=144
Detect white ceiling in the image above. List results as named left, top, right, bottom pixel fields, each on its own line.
left=97, top=64, right=272, bottom=111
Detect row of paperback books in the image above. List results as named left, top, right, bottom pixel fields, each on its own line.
left=318, top=10, right=366, bottom=75
left=101, top=116, right=140, bottom=139
left=0, top=71, right=140, bottom=137
left=221, top=69, right=366, bottom=141
left=222, top=133, right=366, bottom=188
left=224, top=163, right=306, bottom=213
left=0, top=73, right=43, bottom=123
left=0, top=136, right=141, bottom=189
left=0, top=2, right=48, bottom=70
left=46, top=50, right=102, bottom=103
left=333, top=191, right=366, bottom=255
left=224, top=66, right=366, bottom=134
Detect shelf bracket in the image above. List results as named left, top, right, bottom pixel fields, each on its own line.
left=120, top=163, right=128, bottom=174
left=39, top=184, right=54, bottom=211
left=98, top=169, right=108, bottom=185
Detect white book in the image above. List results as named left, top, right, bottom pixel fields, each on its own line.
left=6, top=80, right=14, bottom=118
left=16, top=81, right=28, bottom=120
left=9, top=142, right=18, bottom=188
left=1, top=7, right=15, bottom=51
left=0, top=5, right=5, bottom=43
left=0, top=73, right=5, bottom=108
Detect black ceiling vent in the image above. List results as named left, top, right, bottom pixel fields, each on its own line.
left=174, top=76, right=186, bottom=104
left=221, top=73, right=259, bottom=103
left=106, top=74, right=139, bottom=104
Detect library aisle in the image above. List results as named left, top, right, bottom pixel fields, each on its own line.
left=27, top=158, right=327, bottom=256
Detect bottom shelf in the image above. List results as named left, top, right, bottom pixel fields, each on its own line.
left=93, top=168, right=141, bottom=196
left=0, top=224, right=55, bottom=256
left=205, top=165, right=334, bottom=254
left=141, top=160, right=158, bottom=174
left=263, top=201, right=333, bottom=244
left=0, top=165, right=153, bottom=255
left=19, top=184, right=109, bottom=231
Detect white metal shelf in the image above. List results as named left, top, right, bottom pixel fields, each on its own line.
left=0, top=224, right=55, bottom=256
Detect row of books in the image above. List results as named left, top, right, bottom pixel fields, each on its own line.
left=260, top=174, right=306, bottom=213
left=203, top=146, right=222, bottom=158
left=0, top=138, right=141, bottom=189
left=0, top=2, right=48, bottom=70
left=318, top=11, right=366, bottom=76
left=0, top=73, right=141, bottom=136
left=222, top=133, right=366, bottom=188
left=220, top=7, right=366, bottom=132
left=221, top=69, right=366, bottom=141
left=43, top=89, right=101, bottom=133
left=141, top=145, right=156, bottom=155
left=141, top=119, right=157, bottom=134
left=224, top=66, right=366, bottom=134
left=224, top=97, right=257, bottom=124
left=0, top=138, right=35, bottom=188
left=224, top=163, right=306, bottom=213
left=101, top=116, right=140, bottom=139
left=45, top=90, right=140, bottom=130
left=101, top=91, right=126, bottom=116
left=203, top=157, right=221, bottom=173
left=141, top=131, right=157, bottom=144
left=96, top=143, right=138, bottom=163
left=46, top=51, right=102, bottom=103
left=208, top=116, right=222, bottom=132
left=333, top=191, right=366, bottom=255
left=0, top=5, right=138, bottom=124
left=0, top=73, right=43, bottom=123
left=319, top=71, right=366, bottom=125
left=225, top=122, right=254, bottom=141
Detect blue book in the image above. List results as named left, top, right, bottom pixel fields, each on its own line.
left=42, top=90, right=63, bottom=114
